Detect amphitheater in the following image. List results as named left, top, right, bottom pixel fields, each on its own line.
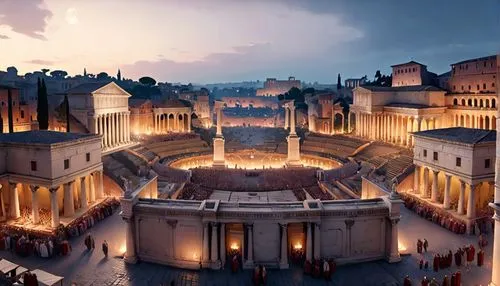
left=103, top=123, right=414, bottom=270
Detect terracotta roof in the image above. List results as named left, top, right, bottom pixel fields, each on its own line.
left=391, top=61, right=427, bottom=68
left=0, top=131, right=96, bottom=145
left=451, top=55, right=497, bottom=66
left=413, top=127, right=496, bottom=145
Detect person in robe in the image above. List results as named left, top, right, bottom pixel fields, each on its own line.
left=433, top=254, right=439, bottom=272
left=442, top=275, right=449, bottom=286
left=313, top=259, right=321, bottom=278
left=231, top=255, right=239, bottom=273
left=429, top=278, right=439, bottom=286
left=423, top=239, right=428, bottom=253
left=477, top=249, right=484, bottom=267
left=304, top=260, right=312, bottom=275
left=419, top=259, right=424, bottom=270
left=403, top=275, right=412, bottom=286
left=417, top=239, right=423, bottom=254
left=454, top=249, right=462, bottom=267
left=102, top=240, right=108, bottom=256
left=323, top=260, right=330, bottom=280
left=421, top=276, right=430, bottom=286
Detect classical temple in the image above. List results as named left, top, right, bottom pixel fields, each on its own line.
left=0, top=131, right=105, bottom=229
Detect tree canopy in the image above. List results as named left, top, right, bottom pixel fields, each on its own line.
left=50, top=70, right=68, bottom=78
left=139, top=76, right=157, bottom=86
left=96, top=72, right=109, bottom=80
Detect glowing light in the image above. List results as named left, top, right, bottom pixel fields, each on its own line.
left=293, top=242, right=303, bottom=250
left=119, top=244, right=127, bottom=254
left=192, top=252, right=198, bottom=260
left=230, top=242, right=239, bottom=250
left=398, top=241, right=407, bottom=252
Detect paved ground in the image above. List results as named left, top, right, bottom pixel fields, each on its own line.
left=1, top=206, right=494, bottom=286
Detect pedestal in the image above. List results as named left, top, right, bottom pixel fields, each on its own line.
left=286, top=134, right=302, bottom=167
left=213, top=136, right=225, bottom=168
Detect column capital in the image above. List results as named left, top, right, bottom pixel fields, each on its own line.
left=8, top=181, right=17, bottom=188
left=66, top=180, right=75, bottom=186
left=29, top=185, right=40, bottom=193
left=80, top=176, right=86, bottom=183
left=389, top=216, right=401, bottom=225
left=49, top=187, right=59, bottom=193
left=245, top=223, right=253, bottom=229
left=345, top=219, right=355, bottom=229
left=210, top=221, right=218, bottom=227
left=279, top=223, right=288, bottom=229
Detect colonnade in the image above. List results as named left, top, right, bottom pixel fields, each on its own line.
left=198, top=221, right=321, bottom=269
left=0, top=170, right=104, bottom=228
left=452, top=113, right=496, bottom=130
left=413, top=165, right=493, bottom=220
left=354, top=112, right=439, bottom=147
left=153, top=113, right=191, bottom=133
left=95, top=112, right=130, bottom=149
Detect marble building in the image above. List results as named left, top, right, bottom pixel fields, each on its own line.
left=66, top=82, right=132, bottom=151
left=0, top=131, right=104, bottom=228
left=129, top=99, right=192, bottom=135
left=412, top=127, right=495, bottom=233
left=256, top=77, right=301, bottom=97
left=0, top=85, right=33, bottom=133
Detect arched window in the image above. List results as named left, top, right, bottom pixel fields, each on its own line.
left=480, top=99, right=484, bottom=108
left=453, top=98, right=458, bottom=105
left=474, top=99, right=478, bottom=107
left=486, top=99, right=490, bottom=108
left=461, top=99, right=466, bottom=106
left=468, top=99, right=472, bottom=106
left=492, top=98, right=496, bottom=108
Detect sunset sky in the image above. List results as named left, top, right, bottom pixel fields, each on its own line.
left=0, top=0, right=499, bottom=83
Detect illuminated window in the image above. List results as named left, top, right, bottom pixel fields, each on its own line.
left=456, top=157, right=461, bottom=167
left=485, top=159, right=491, bottom=169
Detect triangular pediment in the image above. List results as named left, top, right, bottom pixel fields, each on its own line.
left=91, top=82, right=131, bottom=97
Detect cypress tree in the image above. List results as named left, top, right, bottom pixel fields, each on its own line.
left=37, top=78, right=49, bottom=130
left=64, top=95, right=70, bottom=132
left=337, top=73, right=342, bottom=90
left=7, top=87, right=13, bottom=133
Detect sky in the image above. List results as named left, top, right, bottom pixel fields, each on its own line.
left=0, top=0, right=499, bottom=84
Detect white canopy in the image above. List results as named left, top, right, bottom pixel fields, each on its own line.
left=20, top=269, right=63, bottom=286
left=0, top=259, right=19, bottom=274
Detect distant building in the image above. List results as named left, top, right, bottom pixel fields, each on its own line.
left=0, top=85, right=32, bottom=133
left=221, top=96, right=279, bottom=110
left=391, top=61, right=437, bottom=87
left=344, top=77, right=367, bottom=89
left=256, top=77, right=301, bottom=97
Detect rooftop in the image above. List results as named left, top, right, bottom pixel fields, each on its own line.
left=152, top=99, right=192, bottom=108
left=359, top=85, right=443, bottom=92
left=412, top=127, right=496, bottom=145
left=0, top=131, right=97, bottom=145
left=451, top=55, right=497, bottom=66
left=65, top=82, right=111, bottom=94
left=391, top=61, right=427, bottom=68
left=385, top=103, right=432, bottom=109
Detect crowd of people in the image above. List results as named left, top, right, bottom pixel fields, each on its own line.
left=190, top=168, right=318, bottom=192
left=0, top=230, right=71, bottom=258
left=304, top=186, right=333, bottom=200
left=177, top=183, right=214, bottom=200
left=66, top=198, right=120, bottom=238
left=303, top=259, right=337, bottom=280
left=400, top=194, right=467, bottom=234
left=138, top=132, right=199, bottom=144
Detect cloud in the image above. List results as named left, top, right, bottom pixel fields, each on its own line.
left=0, top=0, right=53, bottom=40
left=0, top=34, right=9, bottom=39
left=25, top=59, right=55, bottom=66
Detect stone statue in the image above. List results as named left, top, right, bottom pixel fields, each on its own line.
left=390, top=180, right=399, bottom=199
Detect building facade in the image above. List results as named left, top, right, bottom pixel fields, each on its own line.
left=0, top=86, right=32, bottom=133
left=256, top=77, right=301, bottom=97
left=0, top=131, right=104, bottom=228
left=391, top=61, right=437, bottom=87
left=66, top=82, right=131, bottom=151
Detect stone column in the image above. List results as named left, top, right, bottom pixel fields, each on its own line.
left=467, top=184, right=476, bottom=219
left=93, top=116, right=98, bottom=135
left=202, top=222, right=210, bottom=265
left=443, top=174, right=451, bottom=209
left=211, top=222, right=219, bottom=263
left=80, top=176, right=88, bottom=211
left=306, top=222, right=312, bottom=261
left=216, top=108, right=223, bottom=136
left=109, top=113, right=114, bottom=147
left=347, top=112, right=351, bottom=133
left=290, top=106, right=296, bottom=135
left=30, top=185, right=40, bottom=224
left=124, top=217, right=137, bottom=263
left=97, top=171, right=104, bottom=199
left=284, top=107, right=289, bottom=130
left=118, top=113, right=122, bottom=143
left=422, top=168, right=429, bottom=198
left=114, top=113, right=119, bottom=145
left=89, top=174, right=96, bottom=203
left=63, top=181, right=75, bottom=217
left=126, top=113, right=130, bottom=142
left=345, top=219, right=355, bottom=257
left=313, top=223, right=321, bottom=260
left=102, top=115, right=108, bottom=148
left=414, top=166, right=420, bottom=194
left=9, top=182, right=20, bottom=219
left=431, top=170, right=439, bottom=202
left=187, top=113, right=192, bottom=132
left=388, top=217, right=401, bottom=262
left=458, top=180, right=465, bottom=215
left=220, top=223, right=226, bottom=267
left=280, top=223, right=288, bottom=268
left=417, top=117, right=422, bottom=132
left=0, top=185, right=5, bottom=220
left=407, top=117, right=413, bottom=146
left=341, top=113, right=345, bottom=133
left=49, top=187, right=60, bottom=228
left=246, top=224, right=254, bottom=263
left=165, top=114, right=169, bottom=132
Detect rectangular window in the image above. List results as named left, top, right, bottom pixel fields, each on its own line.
left=433, top=152, right=438, bottom=161
left=20, top=110, right=24, bottom=118
left=423, top=150, right=427, bottom=157
left=456, top=157, right=461, bottom=167
left=30, top=161, right=37, bottom=171
left=86, top=153, right=90, bottom=162
left=64, top=159, right=70, bottom=170
left=483, top=83, right=487, bottom=90
left=485, top=159, right=491, bottom=169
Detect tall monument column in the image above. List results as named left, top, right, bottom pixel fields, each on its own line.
left=213, top=101, right=225, bottom=167
left=286, top=102, right=301, bottom=166
left=489, top=53, right=500, bottom=286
